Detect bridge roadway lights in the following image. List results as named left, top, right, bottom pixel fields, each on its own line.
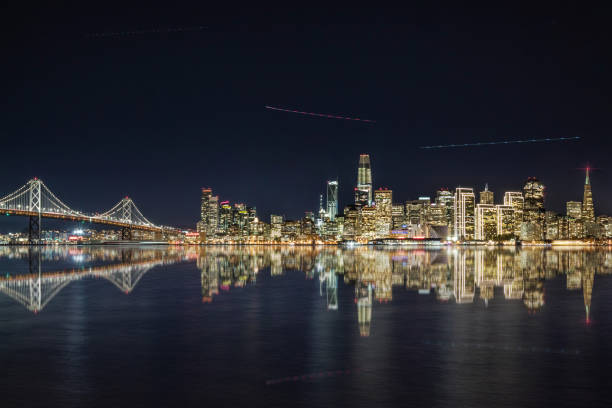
left=121, top=227, right=133, bottom=241
left=28, top=214, right=41, bottom=245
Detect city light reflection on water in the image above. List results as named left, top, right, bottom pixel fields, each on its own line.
left=0, top=245, right=611, bottom=407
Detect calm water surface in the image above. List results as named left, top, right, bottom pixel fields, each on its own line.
left=0, top=245, right=611, bottom=407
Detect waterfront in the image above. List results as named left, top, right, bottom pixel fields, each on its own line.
left=1, top=246, right=611, bottom=407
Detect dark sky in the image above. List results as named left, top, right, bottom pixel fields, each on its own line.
left=1, top=3, right=611, bottom=229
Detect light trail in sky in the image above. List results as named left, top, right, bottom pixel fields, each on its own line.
left=420, top=136, right=580, bottom=149
left=86, top=26, right=206, bottom=38
left=265, top=106, right=376, bottom=123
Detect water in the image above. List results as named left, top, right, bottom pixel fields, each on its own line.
left=0, top=245, right=610, bottom=407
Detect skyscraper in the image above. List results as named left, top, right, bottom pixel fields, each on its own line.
left=523, top=177, right=545, bottom=222
left=504, top=191, right=524, bottom=237
left=480, top=184, right=494, bottom=205
left=582, top=167, right=595, bottom=222
left=475, top=204, right=496, bottom=240
left=566, top=201, right=582, bottom=219
left=496, top=205, right=515, bottom=237
left=198, top=188, right=219, bottom=239
left=357, top=154, right=373, bottom=205
left=436, top=188, right=455, bottom=235
left=522, top=177, right=545, bottom=240
left=354, top=188, right=369, bottom=208
left=454, top=188, right=475, bottom=240
left=326, top=180, right=339, bottom=221
left=374, top=188, right=392, bottom=237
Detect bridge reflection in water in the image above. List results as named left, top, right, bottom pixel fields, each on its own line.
left=0, top=246, right=196, bottom=313
left=1, top=246, right=610, bottom=336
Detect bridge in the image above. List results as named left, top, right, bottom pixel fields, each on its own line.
left=0, top=249, right=193, bottom=313
left=0, top=178, right=177, bottom=243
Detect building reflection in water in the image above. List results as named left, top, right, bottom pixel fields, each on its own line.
left=0, top=246, right=608, bottom=336
left=196, top=246, right=611, bottom=336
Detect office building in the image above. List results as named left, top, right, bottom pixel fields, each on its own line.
left=503, top=191, right=524, bottom=237
left=480, top=184, right=494, bottom=205
left=326, top=180, right=339, bottom=221
left=357, top=154, right=373, bottom=205
left=354, top=188, right=369, bottom=208
left=496, top=205, right=515, bottom=237
left=582, top=168, right=595, bottom=222
left=475, top=204, right=497, bottom=240
left=567, top=201, right=582, bottom=219
left=454, top=187, right=475, bottom=240
left=374, top=188, right=393, bottom=237
left=392, top=204, right=406, bottom=230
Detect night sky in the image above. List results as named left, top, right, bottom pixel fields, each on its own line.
left=2, top=4, right=611, bottom=229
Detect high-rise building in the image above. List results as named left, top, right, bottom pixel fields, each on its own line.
left=454, top=188, right=475, bottom=240
left=391, top=204, right=405, bottom=230
left=566, top=201, right=582, bottom=219
left=218, top=201, right=232, bottom=235
left=523, top=177, right=545, bottom=221
left=436, top=188, right=455, bottom=235
left=198, top=188, right=219, bottom=239
left=270, top=215, right=283, bottom=239
left=405, top=200, right=426, bottom=225
left=326, top=180, right=339, bottom=221
left=582, top=168, right=595, bottom=222
left=318, top=193, right=326, bottom=223
left=357, top=206, right=378, bottom=240
left=374, top=188, right=392, bottom=237
left=522, top=177, right=545, bottom=240
left=504, top=191, right=524, bottom=237
left=342, top=205, right=359, bottom=240
left=354, top=188, right=369, bottom=208
left=200, top=188, right=212, bottom=224
left=496, top=205, right=515, bottom=237
left=475, top=204, right=497, bottom=240
left=357, top=154, right=373, bottom=205
left=545, top=211, right=559, bottom=240
left=480, top=184, right=494, bottom=205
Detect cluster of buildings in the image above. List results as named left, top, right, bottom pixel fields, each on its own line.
left=0, top=229, right=172, bottom=245
left=197, top=154, right=612, bottom=244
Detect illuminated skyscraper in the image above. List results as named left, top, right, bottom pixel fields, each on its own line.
left=522, top=177, right=545, bottom=240
left=270, top=215, right=283, bottom=239
left=358, top=206, right=377, bottom=240
left=480, top=184, right=494, bottom=205
left=436, top=188, right=455, bottom=235
left=391, top=204, right=405, bottom=230
left=523, top=177, right=545, bottom=221
left=326, top=180, right=339, bottom=221
left=504, top=191, right=524, bottom=237
left=354, top=188, right=369, bottom=208
left=218, top=201, right=232, bottom=235
left=475, top=204, right=497, bottom=240
left=357, top=154, right=373, bottom=205
left=582, top=168, right=595, bottom=222
left=496, top=205, right=515, bottom=237
left=566, top=201, right=582, bottom=219
left=198, top=188, right=219, bottom=239
left=200, top=188, right=212, bottom=222
left=454, top=187, right=475, bottom=240
left=374, top=188, right=392, bottom=237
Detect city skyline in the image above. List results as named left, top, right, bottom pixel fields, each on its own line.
left=2, top=4, right=612, bottom=228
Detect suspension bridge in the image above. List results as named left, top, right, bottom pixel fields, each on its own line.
left=0, top=178, right=178, bottom=243
left=0, top=249, right=193, bottom=313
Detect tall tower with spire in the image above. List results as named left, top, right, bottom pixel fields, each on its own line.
left=582, top=167, right=595, bottom=222
left=357, top=154, right=373, bottom=205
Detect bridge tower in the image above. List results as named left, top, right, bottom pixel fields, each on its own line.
left=28, top=179, right=42, bottom=244
left=120, top=197, right=133, bottom=240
